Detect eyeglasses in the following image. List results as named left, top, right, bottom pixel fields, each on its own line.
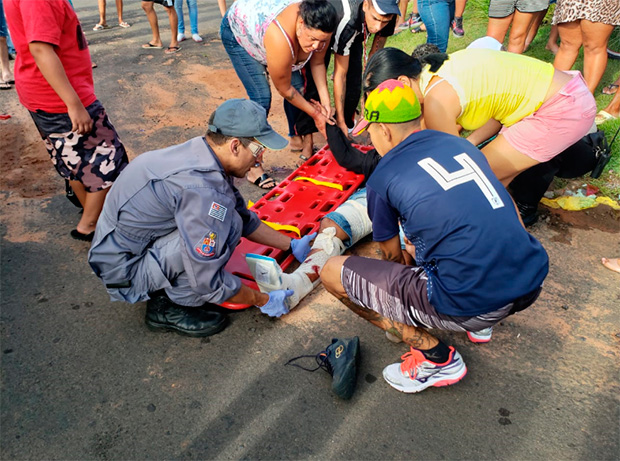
left=248, top=141, right=265, bottom=159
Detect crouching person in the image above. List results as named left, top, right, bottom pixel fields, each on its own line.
left=321, top=80, right=549, bottom=393
left=88, top=99, right=315, bottom=337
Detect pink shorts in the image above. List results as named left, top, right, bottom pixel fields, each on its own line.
left=502, top=72, right=596, bottom=163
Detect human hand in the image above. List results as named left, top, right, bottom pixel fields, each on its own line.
left=309, top=99, right=335, bottom=138
left=337, top=119, right=351, bottom=139
left=403, top=236, right=416, bottom=259
left=258, top=289, right=294, bottom=317
left=291, top=232, right=317, bottom=262
left=68, top=105, right=93, bottom=134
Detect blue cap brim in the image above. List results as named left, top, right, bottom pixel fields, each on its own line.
left=255, top=130, right=289, bottom=151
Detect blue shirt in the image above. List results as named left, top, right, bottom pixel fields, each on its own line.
left=367, top=130, right=548, bottom=316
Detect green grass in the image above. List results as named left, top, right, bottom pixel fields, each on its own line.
left=362, top=0, right=620, bottom=199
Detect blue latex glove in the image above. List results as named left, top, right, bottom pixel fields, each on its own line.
left=290, top=232, right=317, bottom=262
left=259, top=289, right=294, bottom=318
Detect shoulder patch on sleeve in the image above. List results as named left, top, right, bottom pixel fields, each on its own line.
left=209, top=202, right=228, bottom=221
left=195, top=231, right=217, bottom=257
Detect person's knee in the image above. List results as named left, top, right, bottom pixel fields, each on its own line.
left=141, top=1, right=152, bottom=12
left=320, top=256, right=348, bottom=295
left=319, top=218, right=346, bottom=239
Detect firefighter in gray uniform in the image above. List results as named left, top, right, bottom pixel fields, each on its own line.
left=88, top=99, right=315, bottom=337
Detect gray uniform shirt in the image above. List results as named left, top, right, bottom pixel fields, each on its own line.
left=88, top=137, right=261, bottom=304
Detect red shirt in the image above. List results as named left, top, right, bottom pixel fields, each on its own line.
left=4, top=0, right=96, bottom=113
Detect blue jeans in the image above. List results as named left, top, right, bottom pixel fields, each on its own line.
left=175, top=0, right=198, bottom=35
left=418, top=0, right=455, bottom=52
left=220, top=13, right=304, bottom=136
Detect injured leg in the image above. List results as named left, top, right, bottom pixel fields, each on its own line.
left=247, top=191, right=373, bottom=309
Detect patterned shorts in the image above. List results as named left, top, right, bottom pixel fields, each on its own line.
left=30, top=100, right=129, bottom=193
left=341, top=255, right=542, bottom=332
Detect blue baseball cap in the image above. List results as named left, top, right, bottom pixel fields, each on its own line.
left=208, top=99, right=288, bottom=150
left=371, top=0, right=401, bottom=16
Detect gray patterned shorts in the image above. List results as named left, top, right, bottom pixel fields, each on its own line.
left=341, top=255, right=542, bottom=332
left=30, top=100, right=129, bottom=192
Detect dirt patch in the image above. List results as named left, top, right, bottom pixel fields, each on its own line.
left=536, top=203, right=620, bottom=246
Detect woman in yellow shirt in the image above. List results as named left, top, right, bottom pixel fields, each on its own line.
left=362, top=47, right=596, bottom=186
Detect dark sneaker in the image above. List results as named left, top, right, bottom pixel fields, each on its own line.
left=396, top=13, right=423, bottom=33
left=286, top=337, right=360, bottom=399
left=145, top=291, right=228, bottom=337
left=451, top=16, right=465, bottom=37
left=515, top=200, right=539, bottom=227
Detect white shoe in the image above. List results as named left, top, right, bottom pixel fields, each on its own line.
left=177, top=33, right=187, bottom=42
left=467, top=327, right=493, bottom=343
left=245, top=254, right=312, bottom=309
left=192, top=33, right=203, bottom=42
left=383, top=347, right=467, bottom=393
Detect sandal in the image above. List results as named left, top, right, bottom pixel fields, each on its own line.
left=252, top=173, right=277, bottom=190
left=595, top=110, right=618, bottom=125
left=142, top=42, right=163, bottom=49
left=118, top=22, right=131, bottom=28
left=0, top=81, right=12, bottom=90
left=164, top=46, right=182, bottom=54
left=602, top=84, right=619, bottom=95
left=70, top=229, right=95, bottom=242
left=93, top=23, right=110, bottom=31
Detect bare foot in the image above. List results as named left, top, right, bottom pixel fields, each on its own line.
left=289, top=135, right=303, bottom=152
left=601, top=258, right=620, bottom=274
left=296, top=134, right=314, bottom=167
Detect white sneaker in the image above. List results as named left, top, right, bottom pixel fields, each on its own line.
left=383, top=346, right=467, bottom=393
left=192, top=33, right=203, bottom=42
left=177, top=33, right=187, bottom=42
left=467, top=327, right=493, bottom=343
left=245, top=254, right=313, bottom=309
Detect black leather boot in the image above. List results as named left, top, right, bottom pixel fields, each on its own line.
left=145, top=292, right=228, bottom=337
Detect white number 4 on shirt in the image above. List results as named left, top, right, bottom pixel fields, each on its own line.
left=418, top=153, right=504, bottom=209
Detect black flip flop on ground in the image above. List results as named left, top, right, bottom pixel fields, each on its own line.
left=70, top=229, right=94, bottom=242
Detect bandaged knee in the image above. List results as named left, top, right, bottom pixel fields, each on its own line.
left=327, top=197, right=372, bottom=247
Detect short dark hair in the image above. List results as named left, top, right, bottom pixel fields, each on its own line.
left=206, top=111, right=254, bottom=147
left=411, top=43, right=441, bottom=60
left=300, top=0, right=338, bottom=33
left=363, top=47, right=449, bottom=95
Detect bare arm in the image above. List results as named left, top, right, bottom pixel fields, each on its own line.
left=333, top=53, right=351, bottom=136
left=264, top=25, right=332, bottom=137
left=422, top=91, right=461, bottom=137
left=245, top=221, right=292, bottom=252
left=309, top=47, right=331, bottom=109
left=378, top=235, right=405, bottom=264
left=29, top=42, right=92, bottom=134
left=217, top=0, right=227, bottom=16
left=466, top=119, right=502, bottom=146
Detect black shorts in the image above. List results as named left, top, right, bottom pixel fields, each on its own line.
left=30, top=100, right=129, bottom=193
left=341, top=255, right=542, bottom=332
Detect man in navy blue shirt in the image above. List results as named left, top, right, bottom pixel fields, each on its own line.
left=321, top=80, right=549, bottom=394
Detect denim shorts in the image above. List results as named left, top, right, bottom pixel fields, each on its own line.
left=0, top=1, right=8, bottom=38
